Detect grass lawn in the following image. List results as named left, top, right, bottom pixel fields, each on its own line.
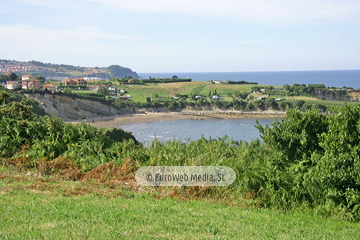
left=118, top=82, right=268, bottom=103
left=1, top=175, right=360, bottom=239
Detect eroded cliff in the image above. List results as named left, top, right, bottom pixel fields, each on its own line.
left=24, top=93, right=134, bottom=120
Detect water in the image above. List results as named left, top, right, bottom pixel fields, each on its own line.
left=139, top=70, right=360, bottom=89
left=120, top=118, right=278, bottom=146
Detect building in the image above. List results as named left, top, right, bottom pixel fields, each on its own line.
left=42, top=83, right=56, bottom=91
left=22, top=75, right=35, bottom=81
left=22, top=79, right=41, bottom=89
left=5, top=81, right=19, bottom=89
left=118, top=95, right=131, bottom=101
left=64, top=78, right=87, bottom=86
left=83, top=77, right=103, bottom=81
left=86, top=85, right=102, bottom=91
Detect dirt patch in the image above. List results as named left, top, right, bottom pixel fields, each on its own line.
left=39, top=156, right=84, bottom=180
left=82, top=159, right=138, bottom=187
left=151, top=186, right=225, bottom=201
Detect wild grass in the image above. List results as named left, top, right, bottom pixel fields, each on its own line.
left=1, top=176, right=360, bottom=239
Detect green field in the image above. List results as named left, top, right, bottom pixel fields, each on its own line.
left=65, top=81, right=360, bottom=108
left=1, top=174, right=360, bottom=239
left=105, top=82, right=263, bottom=103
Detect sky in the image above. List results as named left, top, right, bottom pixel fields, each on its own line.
left=0, top=0, right=359, bottom=72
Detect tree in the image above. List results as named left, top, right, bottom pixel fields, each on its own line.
left=283, top=84, right=291, bottom=92
left=97, top=87, right=110, bottom=96
left=62, top=88, right=72, bottom=94
left=9, top=73, right=18, bottom=81
left=36, top=75, right=45, bottom=84
left=0, top=74, right=9, bottom=82
left=110, top=78, right=120, bottom=83
left=172, top=75, right=178, bottom=80
left=146, top=97, right=151, bottom=102
left=0, top=91, right=10, bottom=105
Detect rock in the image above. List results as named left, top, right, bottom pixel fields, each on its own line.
left=24, top=93, right=134, bottom=120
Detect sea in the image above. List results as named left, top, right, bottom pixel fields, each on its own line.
left=139, top=70, right=360, bottom=89
left=123, top=70, right=360, bottom=144
left=121, top=118, right=277, bottom=146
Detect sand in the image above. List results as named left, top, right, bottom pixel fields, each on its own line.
left=69, top=111, right=286, bottom=129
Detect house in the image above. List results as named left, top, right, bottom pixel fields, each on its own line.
left=212, top=95, right=223, bottom=100
left=42, top=83, right=56, bottom=91
left=22, top=79, right=41, bottom=89
left=83, top=77, right=103, bottom=81
left=86, top=85, right=101, bottom=91
left=5, top=81, right=19, bottom=90
left=64, top=78, right=87, bottom=86
left=118, top=96, right=130, bottom=101
left=108, top=86, right=117, bottom=94
left=22, top=75, right=35, bottom=81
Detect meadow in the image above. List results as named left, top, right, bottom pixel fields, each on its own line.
left=1, top=173, right=360, bottom=239
left=74, top=81, right=358, bottom=110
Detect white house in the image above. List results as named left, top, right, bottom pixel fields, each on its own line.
left=5, top=81, right=19, bottom=89
left=212, top=95, right=224, bottom=100
left=22, top=75, right=35, bottom=81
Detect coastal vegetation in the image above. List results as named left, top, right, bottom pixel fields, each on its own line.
left=2, top=73, right=360, bottom=237
left=39, top=80, right=359, bottom=114
left=2, top=89, right=360, bottom=223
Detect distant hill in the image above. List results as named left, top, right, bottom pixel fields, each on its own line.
left=0, top=59, right=139, bottom=79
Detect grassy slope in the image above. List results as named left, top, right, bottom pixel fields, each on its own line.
left=1, top=175, right=360, bottom=239
left=44, top=81, right=359, bottom=107
left=120, top=82, right=262, bottom=103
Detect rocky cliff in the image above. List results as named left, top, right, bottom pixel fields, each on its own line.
left=24, top=93, right=134, bottom=120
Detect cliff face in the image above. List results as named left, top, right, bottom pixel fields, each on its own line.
left=24, top=93, right=134, bottom=120
left=312, top=89, right=351, bottom=101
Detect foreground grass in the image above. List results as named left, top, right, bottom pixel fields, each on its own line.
left=1, top=176, right=360, bottom=239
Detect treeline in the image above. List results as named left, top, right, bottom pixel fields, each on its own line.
left=185, top=97, right=326, bottom=112
left=273, top=83, right=349, bottom=97
left=142, top=78, right=192, bottom=83
left=226, top=80, right=258, bottom=85
left=2, top=89, right=360, bottom=221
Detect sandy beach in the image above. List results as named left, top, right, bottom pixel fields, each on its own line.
left=69, top=111, right=286, bottom=129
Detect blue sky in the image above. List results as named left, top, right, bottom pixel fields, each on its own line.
left=0, top=0, right=359, bottom=72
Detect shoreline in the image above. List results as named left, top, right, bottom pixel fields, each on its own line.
left=69, top=110, right=286, bottom=129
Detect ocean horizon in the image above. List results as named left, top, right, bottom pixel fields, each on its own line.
left=139, top=69, right=360, bottom=89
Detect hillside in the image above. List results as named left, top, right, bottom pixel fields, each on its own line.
left=0, top=59, right=139, bottom=79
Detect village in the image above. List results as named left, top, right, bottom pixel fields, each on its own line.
left=1, top=74, right=132, bottom=101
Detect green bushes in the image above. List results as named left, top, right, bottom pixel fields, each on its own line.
left=250, top=105, right=360, bottom=220
left=0, top=95, right=140, bottom=171
left=3, top=90, right=360, bottom=221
